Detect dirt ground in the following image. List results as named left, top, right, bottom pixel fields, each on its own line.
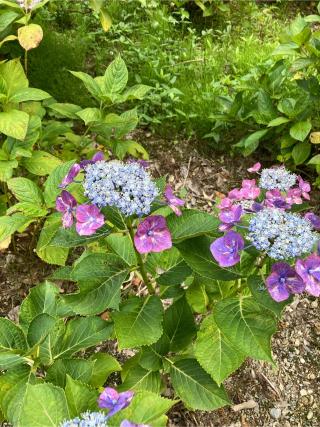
left=1, top=136, right=319, bottom=426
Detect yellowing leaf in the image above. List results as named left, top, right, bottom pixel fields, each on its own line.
left=100, top=8, right=112, bottom=32
left=310, top=131, right=320, bottom=144
left=18, top=24, right=43, bottom=51
left=0, top=236, right=11, bottom=250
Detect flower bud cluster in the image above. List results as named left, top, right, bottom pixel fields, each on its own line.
left=83, top=161, right=158, bottom=216
left=248, top=208, right=317, bottom=260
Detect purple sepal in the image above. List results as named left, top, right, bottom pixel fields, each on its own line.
left=120, top=421, right=151, bottom=427
left=59, top=163, right=80, bottom=188
left=304, top=212, right=320, bottom=230
left=295, top=254, right=320, bottom=297
left=80, top=151, right=105, bottom=169
left=55, top=190, right=77, bottom=229
left=297, top=176, right=311, bottom=200
left=265, top=262, right=305, bottom=302
left=219, top=205, right=242, bottom=225
left=98, top=388, right=134, bottom=417
left=210, top=231, right=244, bottom=267
left=134, top=215, right=172, bottom=254
left=164, top=185, right=185, bottom=216
left=75, top=204, right=105, bottom=236
left=247, top=162, right=261, bottom=173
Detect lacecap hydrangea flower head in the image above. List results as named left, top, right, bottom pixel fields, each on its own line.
left=55, top=156, right=185, bottom=253
left=211, top=163, right=320, bottom=302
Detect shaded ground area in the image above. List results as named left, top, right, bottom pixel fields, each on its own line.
left=1, top=136, right=319, bottom=426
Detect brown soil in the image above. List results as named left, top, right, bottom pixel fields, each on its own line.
left=1, top=136, right=319, bottom=427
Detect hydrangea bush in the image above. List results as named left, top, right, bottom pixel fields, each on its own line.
left=1, top=157, right=320, bottom=426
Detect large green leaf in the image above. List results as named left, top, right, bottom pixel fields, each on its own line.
left=36, top=214, right=69, bottom=266
left=119, top=362, right=161, bottom=394
left=0, top=110, right=29, bottom=140
left=7, top=383, right=69, bottom=427
left=44, top=160, right=76, bottom=207
left=0, top=352, right=29, bottom=369
left=0, top=159, right=18, bottom=181
left=109, top=391, right=176, bottom=427
left=65, top=375, right=98, bottom=418
left=0, top=214, right=32, bottom=242
left=214, top=296, right=277, bottom=362
left=70, top=71, right=102, bottom=100
left=9, top=88, right=50, bottom=103
left=89, top=352, right=121, bottom=387
left=104, top=55, right=128, bottom=96
left=22, top=151, right=62, bottom=176
left=46, top=358, right=95, bottom=388
left=163, top=297, right=196, bottom=352
left=177, top=236, right=241, bottom=281
left=167, top=210, right=219, bottom=242
left=0, top=365, right=30, bottom=413
left=7, top=177, right=43, bottom=205
left=64, top=253, right=129, bottom=315
left=170, top=358, right=230, bottom=410
left=194, top=314, right=245, bottom=385
left=0, top=10, right=19, bottom=33
left=53, top=317, right=112, bottom=359
left=292, top=141, right=311, bottom=165
left=105, top=234, right=137, bottom=266
left=51, top=224, right=111, bottom=248
left=290, top=120, right=312, bottom=141
left=0, top=318, right=27, bottom=351
left=113, top=296, right=163, bottom=349
left=26, top=314, right=56, bottom=349
left=0, top=59, right=28, bottom=98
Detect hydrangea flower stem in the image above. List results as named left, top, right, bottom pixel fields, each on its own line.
left=127, top=220, right=155, bottom=295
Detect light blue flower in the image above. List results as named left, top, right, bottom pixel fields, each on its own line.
left=60, top=411, right=108, bottom=427
left=83, top=161, right=158, bottom=217
left=259, top=166, right=297, bottom=191
left=248, top=208, right=317, bottom=260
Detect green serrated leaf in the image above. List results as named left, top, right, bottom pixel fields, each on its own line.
left=170, top=358, right=230, bottom=410
left=214, top=296, right=277, bottom=363
left=163, top=297, right=196, bottom=352
left=65, top=375, right=98, bottom=418
left=113, top=296, right=163, bottom=350
left=194, top=314, right=245, bottom=385
left=53, top=317, right=112, bottom=359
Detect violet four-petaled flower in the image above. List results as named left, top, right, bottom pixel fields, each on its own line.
left=98, top=388, right=134, bottom=417
left=218, top=205, right=242, bottom=231
left=295, top=254, right=320, bottom=297
left=59, top=163, right=81, bottom=188
left=210, top=231, right=244, bottom=267
left=164, top=185, right=185, bottom=216
left=240, top=179, right=260, bottom=200
left=75, top=204, right=105, bottom=236
left=55, top=190, right=77, bottom=228
left=134, top=215, right=172, bottom=254
left=265, top=262, right=305, bottom=302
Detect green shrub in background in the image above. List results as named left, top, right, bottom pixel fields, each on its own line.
left=27, top=28, right=93, bottom=106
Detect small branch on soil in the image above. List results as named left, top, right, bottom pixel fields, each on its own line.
left=232, top=400, right=258, bottom=412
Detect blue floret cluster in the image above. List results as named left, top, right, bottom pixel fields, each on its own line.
left=60, top=412, right=108, bottom=427
left=248, top=208, right=317, bottom=260
left=259, top=167, right=297, bottom=191
left=83, top=161, right=158, bottom=216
